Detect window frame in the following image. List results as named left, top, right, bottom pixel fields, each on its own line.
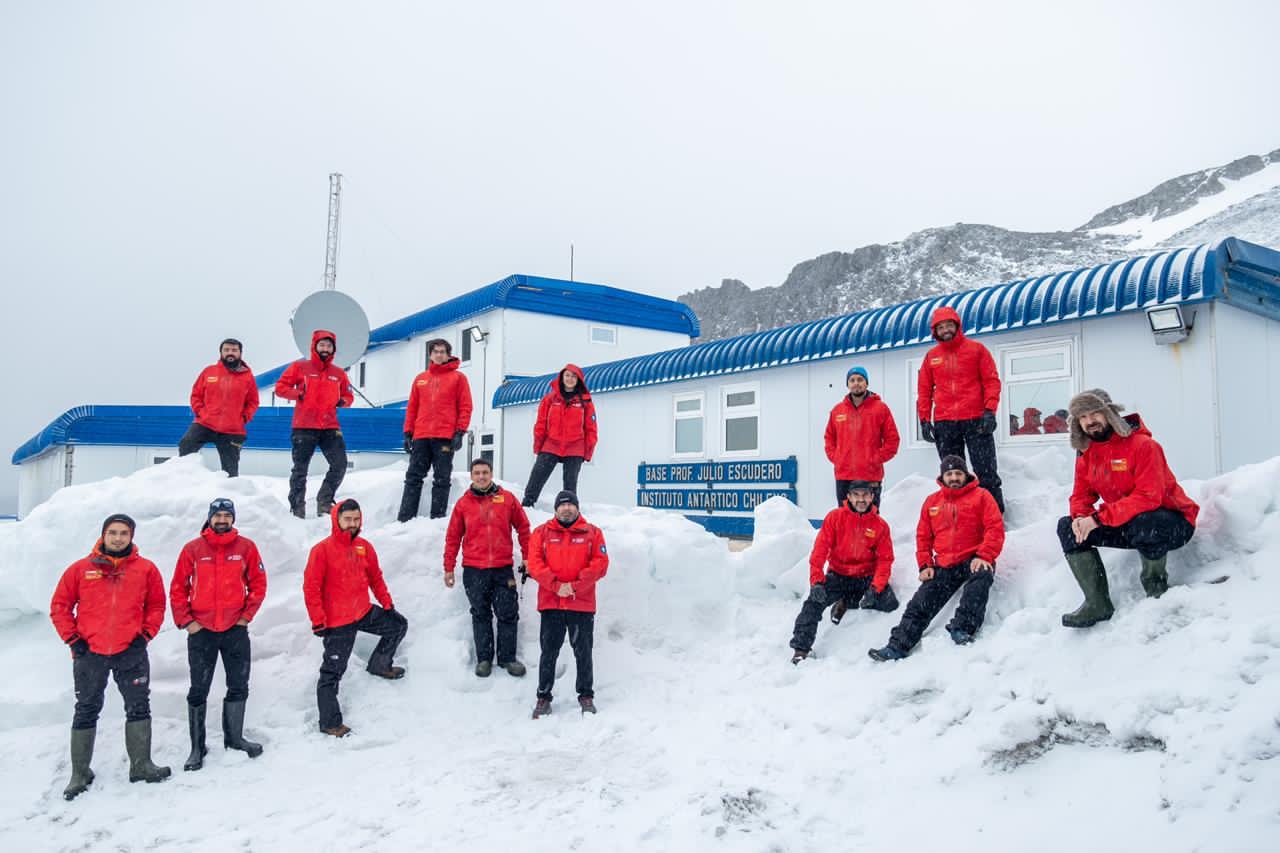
left=460, top=329, right=473, bottom=364
left=720, top=381, right=761, bottom=457
left=998, top=337, right=1078, bottom=444
left=905, top=357, right=930, bottom=448
left=671, top=391, right=706, bottom=458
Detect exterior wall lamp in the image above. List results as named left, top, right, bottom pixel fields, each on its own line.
left=1146, top=305, right=1194, bottom=345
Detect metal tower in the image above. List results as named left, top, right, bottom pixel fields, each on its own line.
left=322, top=172, right=343, bottom=290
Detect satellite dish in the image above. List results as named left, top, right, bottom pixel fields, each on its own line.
left=290, top=290, right=370, bottom=370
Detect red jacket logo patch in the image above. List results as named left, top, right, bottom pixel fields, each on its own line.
left=929, top=506, right=940, bottom=516
left=930, top=357, right=944, bottom=366
left=84, top=570, right=102, bottom=580
left=835, top=414, right=847, bottom=422
left=1111, top=459, right=1128, bottom=472
left=864, top=528, right=876, bottom=538
left=206, top=376, right=219, bottom=382
left=493, top=495, right=505, bottom=503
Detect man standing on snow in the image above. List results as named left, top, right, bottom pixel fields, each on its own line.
left=869, top=455, right=1004, bottom=661
left=274, top=330, right=354, bottom=519
left=50, top=514, right=170, bottom=800
left=398, top=338, right=472, bottom=521
left=527, top=491, right=608, bottom=719
left=917, top=307, right=1005, bottom=513
left=178, top=338, right=259, bottom=476
left=789, top=481, right=898, bottom=664
left=1058, top=389, right=1199, bottom=628
left=170, top=498, right=268, bottom=771
left=823, top=366, right=899, bottom=507
left=522, top=364, right=598, bottom=507
left=444, top=458, right=532, bottom=678
left=304, top=498, right=409, bottom=737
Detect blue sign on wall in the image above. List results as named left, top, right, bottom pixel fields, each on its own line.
left=637, top=457, right=797, bottom=486
left=635, top=456, right=798, bottom=522
left=635, top=488, right=797, bottom=512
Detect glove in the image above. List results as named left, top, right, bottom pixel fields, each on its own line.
left=69, top=638, right=90, bottom=659
left=129, top=634, right=147, bottom=650
left=403, top=433, right=413, bottom=454
left=312, top=624, right=327, bottom=637
left=518, top=562, right=529, bottom=584
left=809, top=583, right=827, bottom=605
left=920, top=419, right=936, bottom=444
left=450, top=430, right=465, bottom=452
left=337, top=398, right=348, bottom=408
left=979, top=410, right=997, bottom=435
left=858, top=588, right=877, bottom=609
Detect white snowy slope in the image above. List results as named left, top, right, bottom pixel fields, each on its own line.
left=0, top=453, right=1278, bottom=852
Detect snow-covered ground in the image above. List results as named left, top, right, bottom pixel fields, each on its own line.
left=1, top=453, right=1278, bottom=852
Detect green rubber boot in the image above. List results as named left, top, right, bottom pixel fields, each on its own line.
left=63, top=727, right=96, bottom=801
left=125, top=720, right=171, bottom=784
left=1140, top=554, right=1169, bottom=598
left=1061, top=548, right=1115, bottom=628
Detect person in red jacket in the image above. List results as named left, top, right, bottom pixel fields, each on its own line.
left=1058, top=389, right=1199, bottom=628
left=527, top=491, right=608, bottom=718
left=303, top=498, right=408, bottom=737
left=49, top=514, right=170, bottom=799
left=1042, top=409, right=1070, bottom=434
left=916, top=306, right=1005, bottom=512
left=789, top=482, right=898, bottom=664
left=170, top=498, right=268, bottom=771
left=869, top=455, right=1005, bottom=660
left=398, top=338, right=473, bottom=521
left=1012, top=407, right=1044, bottom=436
left=178, top=338, right=259, bottom=476
left=444, top=458, right=532, bottom=677
left=521, top=364, right=598, bottom=507
left=275, top=330, right=354, bottom=519
left=823, top=366, right=900, bottom=507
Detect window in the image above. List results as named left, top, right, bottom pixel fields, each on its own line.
left=358, top=361, right=366, bottom=389
left=153, top=456, right=170, bottom=465
left=460, top=330, right=472, bottom=363
left=721, top=383, right=759, bottom=455
left=479, top=432, right=495, bottom=465
left=905, top=358, right=928, bottom=445
left=1001, top=340, right=1076, bottom=440
left=672, top=393, right=705, bottom=456
left=590, top=325, right=617, bottom=345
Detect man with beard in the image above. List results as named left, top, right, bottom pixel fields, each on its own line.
left=823, top=366, right=899, bottom=507
left=522, top=364, right=598, bottom=507
left=275, top=330, right=354, bottom=518
left=398, top=338, right=472, bottom=521
left=170, top=498, right=268, bottom=771
left=1058, top=389, right=1199, bottom=628
left=178, top=338, right=259, bottom=476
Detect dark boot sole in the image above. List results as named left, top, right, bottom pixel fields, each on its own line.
left=129, top=771, right=172, bottom=784
left=1061, top=611, right=1114, bottom=628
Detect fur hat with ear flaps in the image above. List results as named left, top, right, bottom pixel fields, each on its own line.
left=1068, top=388, right=1131, bottom=451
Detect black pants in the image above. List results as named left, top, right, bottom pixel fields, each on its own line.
left=834, top=480, right=882, bottom=508
left=398, top=438, right=456, bottom=520
left=790, top=572, right=873, bottom=652
left=186, top=624, right=251, bottom=706
left=178, top=423, right=244, bottom=477
left=1057, top=509, right=1194, bottom=560
left=72, top=644, right=151, bottom=729
left=523, top=453, right=584, bottom=505
left=289, top=428, right=347, bottom=515
left=463, top=566, right=520, bottom=664
left=537, top=610, right=594, bottom=699
left=889, top=563, right=994, bottom=652
left=316, top=606, right=408, bottom=729
left=934, top=418, right=1004, bottom=513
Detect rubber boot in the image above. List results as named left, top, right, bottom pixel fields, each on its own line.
left=125, top=720, right=171, bottom=783
left=222, top=700, right=263, bottom=758
left=1061, top=549, right=1115, bottom=628
left=1140, top=555, right=1169, bottom=598
left=63, top=727, right=96, bottom=800
left=184, top=703, right=207, bottom=771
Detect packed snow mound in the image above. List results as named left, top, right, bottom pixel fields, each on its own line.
left=1, top=455, right=1278, bottom=851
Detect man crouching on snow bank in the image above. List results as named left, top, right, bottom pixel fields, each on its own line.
left=1058, top=389, right=1199, bottom=628
left=303, top=499, right=409, bottom=737
left=50, top=514, right=171, bottom=800
left=527, top=491, right=608, bottom=719
left=789, top=481, right=898, bottom=664
left=869, top=455, right=1004, bottom=661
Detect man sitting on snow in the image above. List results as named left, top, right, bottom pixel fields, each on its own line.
left=1058, top=389, right=1199, bottom=628
left=789, top=481, right=897, bottom=664
left=869, top=455, right=1004, bottom=661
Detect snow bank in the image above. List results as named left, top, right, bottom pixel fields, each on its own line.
left=0, top=455, right=1278, bottom=851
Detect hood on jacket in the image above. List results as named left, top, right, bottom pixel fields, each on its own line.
left=553, top=363, right=589, bottom=396
left=329, top=499, right=361, bottom=540
left=428, top=356, right=462, bottom=374
left=929, top=306, right=965, bottom=342
left=1022, top=407, right=1043, bottom=427
left=1068, top=389, right=1135, bottom=451
left=310, top=329, right=337, bottom=369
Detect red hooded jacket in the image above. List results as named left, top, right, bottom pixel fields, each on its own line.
left=916, top=307, right=1001, bottom=423
left=50, top=543, right=166, bottom=655
left=274, top=330, right=354, bottom=430
left=823, top=392, right=900, bottom=481
left=916, top=477, right=1005, bottom=569
left=190, top=361, right=259, bottom=436
left=1042, top=413, right=1069, bottom=434
left=404, top=357, right=473, bottom=440
left=302, top=504, right=394, bottom=630
left=443, top=485, right=532, bottom=571
left=1013, top=407, right=1043, bottom=436
left=1069, top=414, right=1199, bottom=528
left=809, top=503, right=895, bottom=591
left=527, top=514, right=609, bottom=613
left=533, top=364, right=598, bottom=461
left=170, top=527, right=268, bottom=632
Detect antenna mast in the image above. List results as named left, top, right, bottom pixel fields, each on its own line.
left=323, top=172, right=343, bottom=290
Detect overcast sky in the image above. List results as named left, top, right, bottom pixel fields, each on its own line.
left=3, top=0, right=1279, bottom=514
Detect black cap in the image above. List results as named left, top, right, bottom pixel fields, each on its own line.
left=845, top=480, right=876, bottom=494
left=940, top=455, right=969, bottom=476
left=101, top=513, right=137, bottom=535
left=208, top=497, right=236, bottom=523
left=554, top=490, right=579, bottom=509
left=337, top=498, right=361, bottom=514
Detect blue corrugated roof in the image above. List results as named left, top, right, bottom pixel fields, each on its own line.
left=256, top=274, right=700, bottom=388
left=493, top=238, right=1280, bottom=408
left=12, top=406, right=406, bottom=465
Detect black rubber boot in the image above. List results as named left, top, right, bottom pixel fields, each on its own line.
left=125, top=720, right=171, bottom=783
left=63, top=727, right=96, bottom=800
left=184, top=703, right=207, bottom=771
left=222, top=700, right=263, bottom=758
left=1061, top=548, right=1115, bottom=628
left=1140, top=555, right=1169, bottom=598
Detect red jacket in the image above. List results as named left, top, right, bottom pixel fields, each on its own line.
left=1012, top=407, right=1043, bottom=436
left=916, top=477, right=1005, bottom=568
left=190, top=362, right=259, bottom=436
left=302, top=504, right=394, bottom=630
left=1042, top=413, right=1069, bottom=434
left=527, top=515, right=609, bottom=613
left=50, top=543, right=166, bottom=655
left=533, top=365, right=599, bottom=461
left=1069, top=414, right=1199, bottom=528
left=443, top=485, right=532, bottom=571
left=823, top=393, right=900, bottom=481
left=274, top=329, right=354, bottom=430
left=809, top=504, right=894, bottom=591
left=404, top=357, right=473, bottom=440
left=916, top=307, right=1001, bottom=423
left=170, top=527, right=268, bottom=631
